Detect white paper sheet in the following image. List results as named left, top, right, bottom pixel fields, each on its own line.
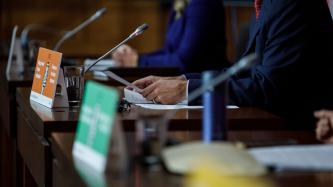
left=125, top=88, right=239, bottom=110
left=135, top=104, right=239, bottom=110
left=135, top=104, right=202, bottom=110
left=84, top=59, right=118, bottom=71
left=124, top=88, right=152, bottom=104
left=249, top=145, right=333, bottom=171
left=124, top=88, right=185, bottom=104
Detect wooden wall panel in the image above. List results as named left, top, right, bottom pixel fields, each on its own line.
left=0, top=0, right=253, bottom=62
left=224, top=6, right=254, bottom=62
left=0, top=0, right=169, bottom=57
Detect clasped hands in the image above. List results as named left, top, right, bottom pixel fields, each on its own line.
left=129, top=75, right=187, bottom=104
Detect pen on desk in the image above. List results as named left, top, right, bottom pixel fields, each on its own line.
left=103, top=71, right=143, bottom=93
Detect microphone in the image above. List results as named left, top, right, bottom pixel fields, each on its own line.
left=129, top=23, right=149, bottom=38
left=53, top=7, right=107, bottom=51
left=161, top=53, right=258, bottom=121
left=187, top=53, right=258, bottom=102
left=20, top=24, right=62, bottom=50
left=84, top=23, right=149, bottom=73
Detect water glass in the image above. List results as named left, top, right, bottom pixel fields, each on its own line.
left=135, top=114, right=168, bottom=166
left=64, top=65, right=85, bottom=107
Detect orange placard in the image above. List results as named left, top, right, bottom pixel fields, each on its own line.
left=31, top=48, right=62, bottom=107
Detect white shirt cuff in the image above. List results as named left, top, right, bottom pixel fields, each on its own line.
left=179, top=80, right=189, bottom=105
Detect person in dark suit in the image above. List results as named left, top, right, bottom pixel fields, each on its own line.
left=112, top=0, right=228, bottom=73
left=131, top=0, right=333, bottom=127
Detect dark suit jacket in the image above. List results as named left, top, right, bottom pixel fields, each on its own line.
left=188, top=0, right=333, bottom=127
left=138, top=0, right=228, bottom=73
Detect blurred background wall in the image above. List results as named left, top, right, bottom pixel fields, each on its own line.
left=0, top=0, right=253, bottom=62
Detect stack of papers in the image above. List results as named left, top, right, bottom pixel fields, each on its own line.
left=249, top=144, right=333, bottom=171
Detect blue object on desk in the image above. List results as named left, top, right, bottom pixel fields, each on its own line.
left=202, top=71, right=227, bottom=143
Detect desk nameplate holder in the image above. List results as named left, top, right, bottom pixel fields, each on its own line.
left=30, top=47, right=69, bottom=108
left=73, top=81, right=127, bottom=177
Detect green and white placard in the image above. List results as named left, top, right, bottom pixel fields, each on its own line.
left=73, top=81, right=119, bottom=172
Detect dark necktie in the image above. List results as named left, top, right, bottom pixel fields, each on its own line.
left=255, top=0, right=263, bottom=20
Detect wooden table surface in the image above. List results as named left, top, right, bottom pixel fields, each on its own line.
left=16, top=87, right=288, bottom=135
left=0, top=56, right=180, bottom=186
left=50, top=132, right=333, bottom=187
left=15, top=86, right=287, bottom=186
left=0, top=62, right=179, bottom=186
left=0, top=58, right=179, bottom=137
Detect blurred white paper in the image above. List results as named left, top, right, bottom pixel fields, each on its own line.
left=92, top=71, right=108, bottom=79
left=124, top=88, right=187, bottom=105
left=124, top=88, right=239, bottom=110
left=84, top=59, right=118, bottom=71
left=136, top=104, right=202, bottom=110
left=106, top=73, right=143, bottom=92
left=136, top=104, right=239, bottom=110
left=124, top=88, right=152, bottom=104
left=249, top=145, right=333, bottom=171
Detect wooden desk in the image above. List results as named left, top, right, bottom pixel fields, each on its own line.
left=0, top=58, right=179, bottom=186
left=0, top=64, right=179, bottom=167
left=16, top=87, right=287, bottom=133
left=0, top=63, right=35, bottom=186
left=15, top=86, right=287, bottom=186
left=0, top=60, right=180, bottom=138
left=50, top=132, right=333, bottom=187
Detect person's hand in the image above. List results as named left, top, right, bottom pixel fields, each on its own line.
left=140, top=79, right=187, bottom=104
left=314, top=110, right=333, bottom=144
left=131, top=75, right=186, bottom=90
left=112, top=45, right=138, bottom=67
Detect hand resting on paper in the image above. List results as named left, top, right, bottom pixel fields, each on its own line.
left=129, top=75, right=187, bottom=104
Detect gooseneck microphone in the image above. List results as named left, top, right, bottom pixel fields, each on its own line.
left=20, top=24, right=62, bottom=50
left=129, top=24, right=149, bottom=38
left=187, top=53, right=258, bottom=102
left=53, top=7, right=107, bottom=51
left=84, top=23, right=149, bottom=73
left=162, top=53, right=258, bottom=120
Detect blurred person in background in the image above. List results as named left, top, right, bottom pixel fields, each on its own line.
left=112, top=0, right=229, bottom=73
left=130, top=0, right=333, bottom=129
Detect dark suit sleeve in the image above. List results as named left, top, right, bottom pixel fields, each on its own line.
left=188, top=0, right=320, bottom=108
left=138, top=0, right=223, bottom=71
left=185, top=73, right=201, bottom=79
left=188, top=78, right=202, bottom=105
left=228, top=0, right=314, bottom=107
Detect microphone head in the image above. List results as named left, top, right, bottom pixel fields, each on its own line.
left=132, top=23, right=149, bottom=37
left=137, top=23, right=149, bottom=32
left=92, top=7, right=108, bottom=19
left=237, top=53, right=258, bottom=70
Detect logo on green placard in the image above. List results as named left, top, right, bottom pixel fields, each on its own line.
left=73, top=81, right=119, bottom=172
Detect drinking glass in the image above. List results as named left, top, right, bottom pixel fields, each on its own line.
left=135, top=114, right=168, bottom=166
left=64, top=65, right=85, bottom=107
